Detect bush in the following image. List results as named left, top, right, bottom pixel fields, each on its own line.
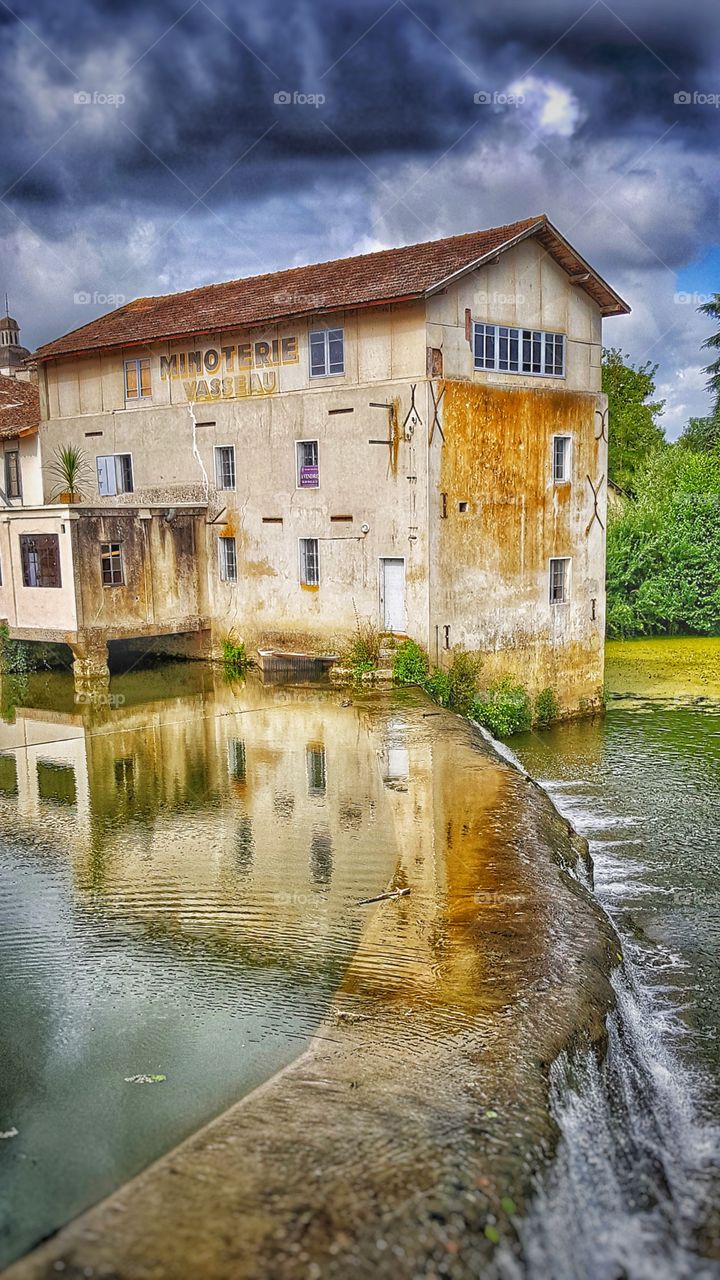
left=340, top=616, right=380, bottom=678
left=444, top=649, right=483, bottom=714
left=424, top=667, right=451, bottom=705
left=392, top=639, right=429, bottom=685
left=535, top=686, right=560, bottom=726
left=472, top=677, right=532, bottom=738
left=222, top=636, right=248, bottom=679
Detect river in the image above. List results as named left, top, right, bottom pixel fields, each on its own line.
left=503, top=636, right=720, bottom=1279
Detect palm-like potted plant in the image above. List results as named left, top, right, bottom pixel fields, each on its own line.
left=48, top=444, right=93, bottom=504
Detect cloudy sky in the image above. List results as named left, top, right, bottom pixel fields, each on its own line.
left=1, top=0, right=719, bottom=435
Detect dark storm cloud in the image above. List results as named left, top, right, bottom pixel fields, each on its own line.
left=1, top=0, right=719, bottom=435
left=2, top=0, right=719, bottom=220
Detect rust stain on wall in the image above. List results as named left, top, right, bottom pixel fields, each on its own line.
left=439, top=381, right=597, bottom=579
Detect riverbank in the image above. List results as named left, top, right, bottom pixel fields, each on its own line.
left=3, top=688, right=618, bottom=1280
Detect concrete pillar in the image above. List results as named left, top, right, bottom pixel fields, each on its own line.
left=71, top=633, right=110, bottom=694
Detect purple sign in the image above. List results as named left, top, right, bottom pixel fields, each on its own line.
left=300, top=465, right=319, bottom=488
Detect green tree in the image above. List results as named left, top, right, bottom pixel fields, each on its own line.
left=606, top=446, right=720, bottom=636
left=678, top=410, right=720, bottom=454
left=699, top=293, right=720, bottom=409
left=601, top=348, right=666, bottom=493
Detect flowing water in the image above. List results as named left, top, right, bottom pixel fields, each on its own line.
left=502, top=637, right=720, bottom=1279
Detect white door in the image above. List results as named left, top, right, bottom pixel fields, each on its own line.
left=380, top=558, right=406, bottom=633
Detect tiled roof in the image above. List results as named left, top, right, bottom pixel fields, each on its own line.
left=0, top=375, right=40, bottom=438
left=35, top=215, right=629, bottom=361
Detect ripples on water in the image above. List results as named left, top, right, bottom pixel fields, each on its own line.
left=502, top=693, right=720, bottom=1279
left=0, top=670, right=400, bottom=1269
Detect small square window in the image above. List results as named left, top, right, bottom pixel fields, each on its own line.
left=458, top=501, right=469, bottom=513
left=549, top=557, right=570, bottom=604
left=124, top=358, right=152, bottom=401
left=299, top=537, right=319, bottom=587
left=309, top=328, right=344, bottom=377
left=100, top=542, right=123, bottom=586
left=219, top=536, right=237, bottom=582
left=296, top=440, right=319, bottom=488
left=553, top=436, right=571, bottom=482
left=214, top=445, right=236, bottom=491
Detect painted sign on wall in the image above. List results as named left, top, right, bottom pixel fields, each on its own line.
left=159, top=336, right=300, bottom=401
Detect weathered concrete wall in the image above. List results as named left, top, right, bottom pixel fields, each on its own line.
left=428, top=381, right=607, bottom=710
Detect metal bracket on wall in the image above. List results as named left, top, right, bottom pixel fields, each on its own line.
left=595, top=406, right=609, bottom=443
left=402, top=383, right=423, bottom=436
left=207, top=507, right=227, bottom=526
left=428, top=382, right=445, bottom=445
left=585, top=474, right=605, bottom=535
left=368, top=400, right=395, bottom=446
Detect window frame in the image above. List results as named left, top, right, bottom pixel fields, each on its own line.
left=214, top=444, right=236, bottom=491
left=218, top=535, right=238, bottom=583
left=296, top=439, right=320, bottom=489
left=299, top=537, right=320, bottom=587
left=96, top=453, right=134, bottom=497
left=473, top=323, right=565, bottom=378
left=549, top=556, right=571, bottom=605
left=124, top=357, right=152, bottom=403
left=309, top=327, right=344, bottom=378
left=19, top=533, right=62, bottom=589
left=4, top=449, right=21, bottom=500
left=100, top=542, right=124, bottom=587
left=552, top=434, right=572, bottom=483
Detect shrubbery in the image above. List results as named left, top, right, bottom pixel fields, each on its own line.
left=534, top=686, right=560, bottom=726
left=339, top=617, right=381, bottom=679
left=472, top=677, right=533, bottom=738
left=392, top=639, right=429, bottom=686
left=222, top=636, right=248, bottom=679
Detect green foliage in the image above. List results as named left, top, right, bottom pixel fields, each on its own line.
left=535, top=686, right=560, bottom=725
left=340, top=616, right=380, bottom=679
left=392, top=639, right=429, bottom=685
left=602, top=348, right=665, bottom=494
left=0, top=624, right=63, bottom=675
left=606, top=446, right=720, bottom=636
left=678, top=410, right=720, bottom=454
left=443, top=648, right=484, bottom=714
left=472, top=677, right=533, bottom=738
left=47, top=444, right=93, bottom=501
left=424, top=666, right=451, bottom=706
left=699, top=293, right=720, bottom=407
left=222, top=636, right=248, bottom=679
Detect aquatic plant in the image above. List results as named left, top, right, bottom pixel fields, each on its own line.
left=534, top=686, right=560, bottom=726
left=473, top=677, right=533, bottom=738
left=222, top=635, right=248, bottom=679
left=392, top=639, right=429, bottom=685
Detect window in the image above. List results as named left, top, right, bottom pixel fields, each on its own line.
left=549, top=557, right=570, bottom=604
left=296, top=440, right=319, bottom=488
left=299, top=537, right=319, bottom=587
left=553, top=435, right=571, bottom=482
left=124, top=358, right=152, bottom=401
left=309, top=327, right=344, bottom=377
left=100, top=542, right=123, bottom=586
left=97, top=454, right=133, bottom=496
left=20, top=534, right=61, bottom=588
left=228, top=739, right=246, bottom=782
left=474, top=324, right=565, bottom=377
left=214, top=445, right=236, bottom=491
left=4, top=450, right=21, bottom=500
left=218, top=536, right=237, bottom=582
